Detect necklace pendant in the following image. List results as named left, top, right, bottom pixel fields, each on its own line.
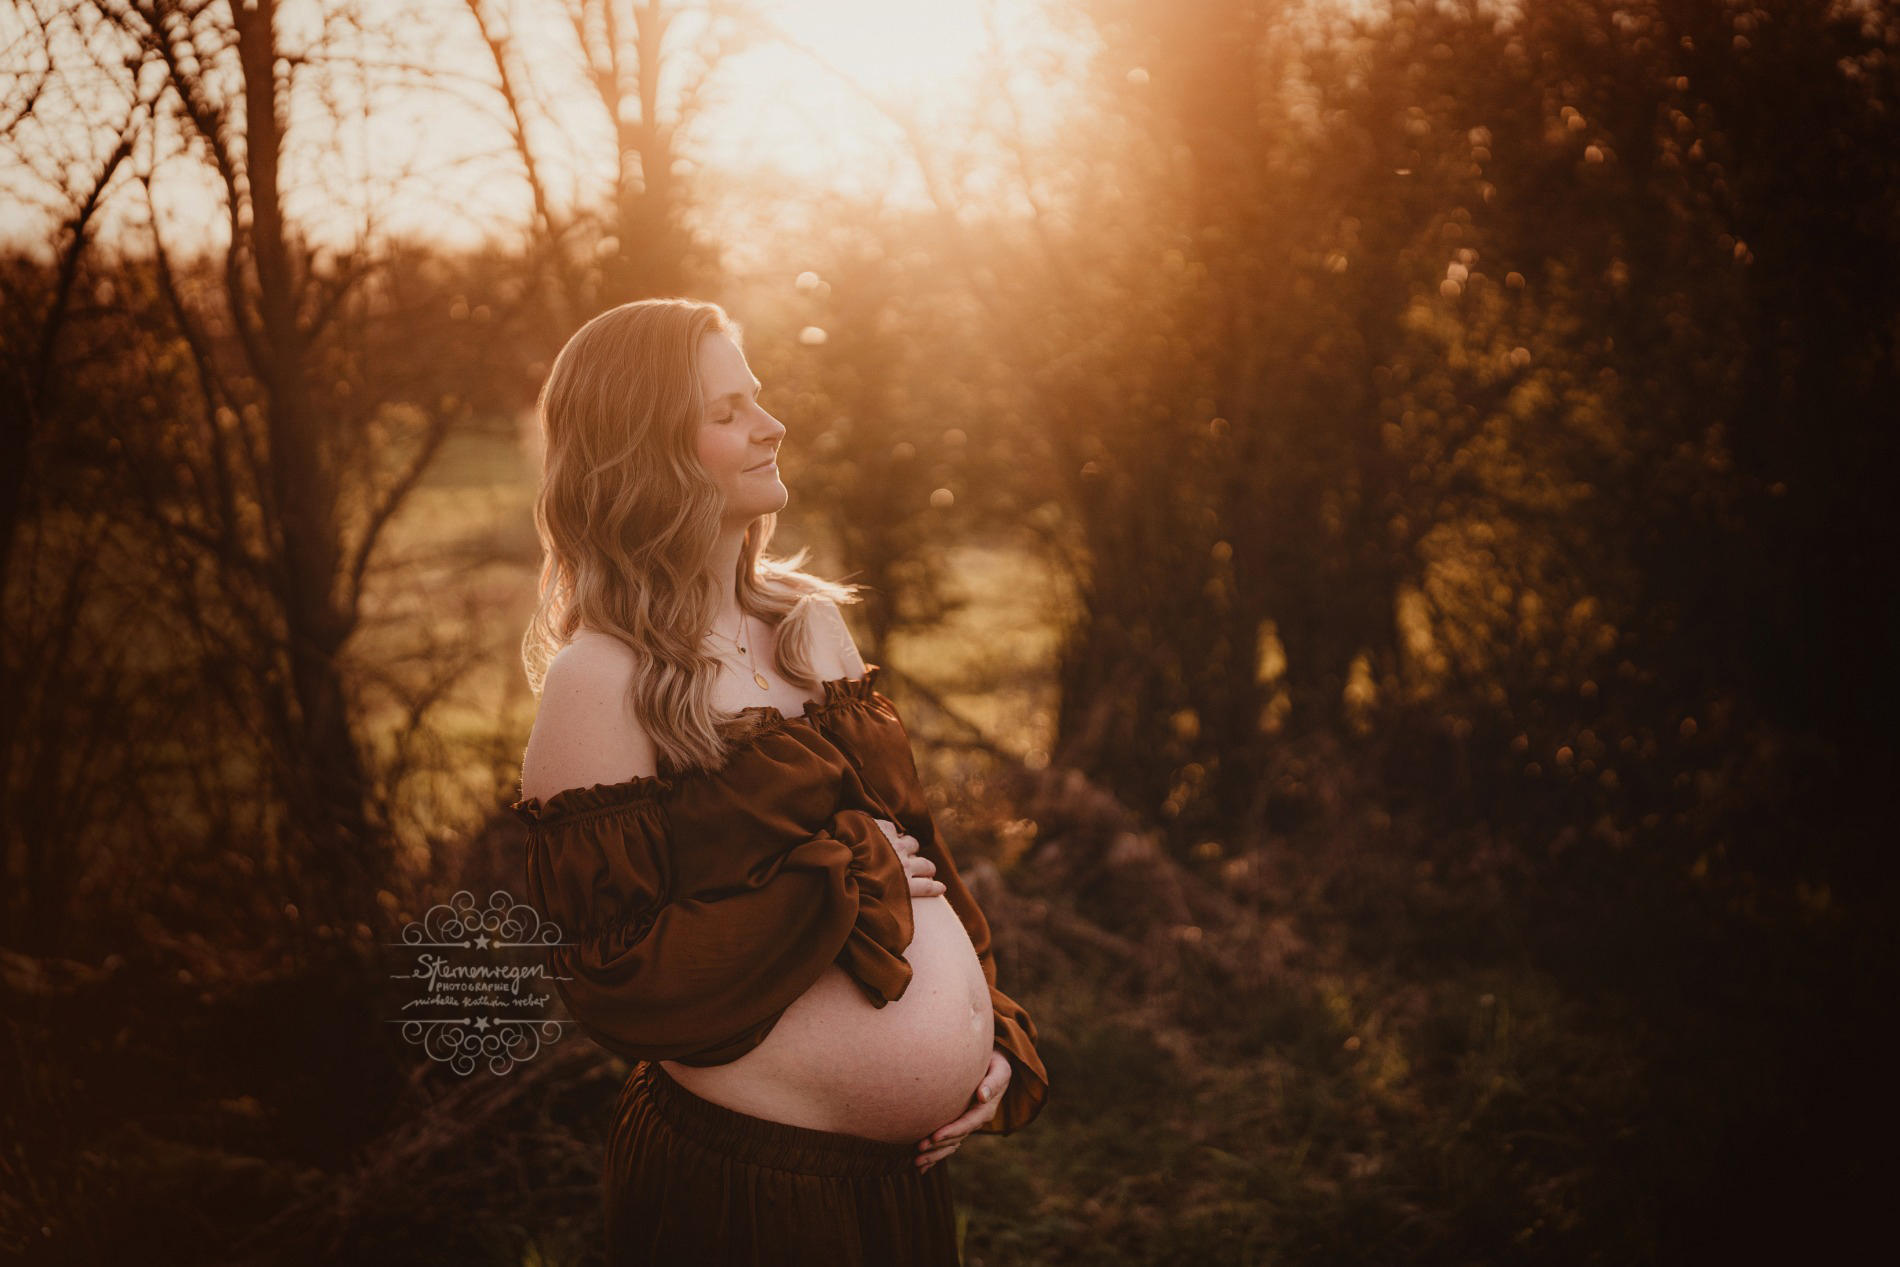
left=753, top=670, right=771, bottom=690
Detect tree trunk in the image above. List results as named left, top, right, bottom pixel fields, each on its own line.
left=234, top=0, right=384, bottom=920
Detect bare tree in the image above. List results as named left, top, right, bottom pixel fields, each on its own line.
left=67, top=0, right=479, bottom=931
left=462, top=0, right=760, bottom=319
left=0, top=2, right=155, bottom=949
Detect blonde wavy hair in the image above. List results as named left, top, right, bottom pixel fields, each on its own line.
left=520, top=297, right=861, bottom=775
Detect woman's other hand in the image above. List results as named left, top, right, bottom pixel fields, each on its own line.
left=914, top=1048, right=1012, bottom=1172
left=873, top=818, right=944, bottom=900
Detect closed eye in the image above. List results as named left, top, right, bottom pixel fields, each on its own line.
left=707, top=381, right=764, bottom=424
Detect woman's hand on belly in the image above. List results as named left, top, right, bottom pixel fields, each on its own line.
left=663, top=886, right=995, bottom=1144
left=872, top=818, right=947, bottom=901
left=913, top=1046, right=1013, bottom=1173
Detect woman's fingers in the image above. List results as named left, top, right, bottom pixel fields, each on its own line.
left=915, top=1057, right=1009, bottom=1163
left=872, top=821, right=943, bottom=897
left=898, top=838, right=943, bottom=897
left=919, top=1097, right=995, bottom=1152
left=915, top=1139, right=959, bottom=1172
left=907, top=865, right=946, bottom=898
left=880, top=823, right=921, bottom=859
left=967, top=1048, right=1012, bottom=1107
left=912, top=1048, right=1015, bottom=1171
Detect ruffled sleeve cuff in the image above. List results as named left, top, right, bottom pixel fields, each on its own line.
left=981, top=986, right=1050, bottom=1135
left=827, top=807, right=915, bottom=1007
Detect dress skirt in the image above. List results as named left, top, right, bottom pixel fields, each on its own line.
left=604, top=1059, right=963, bottom=1266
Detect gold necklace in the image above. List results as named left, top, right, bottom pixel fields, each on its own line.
left=709, top=610, right=772, bottom=691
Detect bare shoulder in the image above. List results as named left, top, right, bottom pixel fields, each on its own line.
left=520, top=633, right=657, bottom=802
left=808, top=594, right=869, bottom=680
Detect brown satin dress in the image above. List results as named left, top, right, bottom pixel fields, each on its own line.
left=511, top=664, right=1049, bottom=1266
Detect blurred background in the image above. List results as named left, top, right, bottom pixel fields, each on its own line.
left=3, top=0, right=1896, bottom=1262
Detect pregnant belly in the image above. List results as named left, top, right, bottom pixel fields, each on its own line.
left=660, top=893, right=995, bottom=1143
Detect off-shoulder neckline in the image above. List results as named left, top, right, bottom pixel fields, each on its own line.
left=510, top=663, right=884, bottom=825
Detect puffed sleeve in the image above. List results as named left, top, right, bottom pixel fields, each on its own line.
left=513, top=778, right=915, bottom=1067
left=812, top=667, right=1051, bottom=1136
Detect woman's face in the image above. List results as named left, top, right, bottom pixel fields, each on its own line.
left=695, top=330, right=787, bottom=520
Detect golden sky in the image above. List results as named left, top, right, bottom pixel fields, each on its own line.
left=0, top=0, right=1081, bottom=257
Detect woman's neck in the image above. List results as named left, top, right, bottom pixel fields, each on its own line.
left=707, top=604, right=751, bottom=645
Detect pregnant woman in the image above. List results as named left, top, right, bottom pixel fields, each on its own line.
left=511, top=298, right=1049, bottom=1265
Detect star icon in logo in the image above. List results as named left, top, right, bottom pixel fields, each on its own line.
left=473, top=1016, right=491, bottom=1031
left=473, top=934, right=491, bottom=949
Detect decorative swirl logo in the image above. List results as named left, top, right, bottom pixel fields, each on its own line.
left=386, top=889, right=575, bottom=1075
left=396, top=889, right=565, bottom=949
left=395, top=1018, right=569, bottom=1077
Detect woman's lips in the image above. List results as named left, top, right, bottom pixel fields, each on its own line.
left=747, top=458, right=777, bottom=471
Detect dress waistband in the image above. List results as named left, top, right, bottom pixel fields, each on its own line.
left=634, top=1060, right=923, bottom=1179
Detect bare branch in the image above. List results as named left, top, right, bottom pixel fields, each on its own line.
left=297, top=246, right=374, bottom=344
left=461, top=0, right=562, bottom=247
left=343, top=407, right=455, bottom=621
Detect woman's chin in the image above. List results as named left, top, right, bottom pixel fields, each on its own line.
left=730, top=490, right=788, bottom=521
